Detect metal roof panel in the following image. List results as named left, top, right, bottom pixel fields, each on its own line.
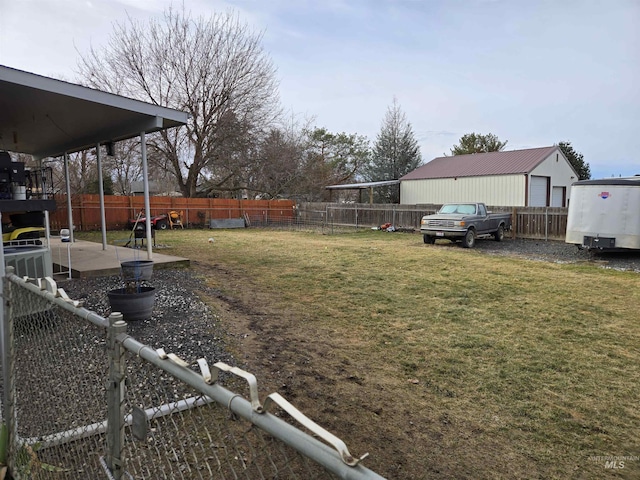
left=400, top=146, right=559, bottom=180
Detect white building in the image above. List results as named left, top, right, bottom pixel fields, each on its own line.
left=400, top=146, right=579, bottom=207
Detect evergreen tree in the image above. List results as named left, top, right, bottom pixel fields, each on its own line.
left=557, top=141, right=590, bottom=180
left=450, top=133, right=507, bottom=155
left=364, top=99, right=422, bottom=203
left=85, top=175, right=114, bottom=195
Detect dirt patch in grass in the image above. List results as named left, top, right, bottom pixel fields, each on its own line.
left=201, top=273, right=522, bottom=478
left=200, top=273, right=536, bottom=478
left=191, top=261, right=437, bottom=478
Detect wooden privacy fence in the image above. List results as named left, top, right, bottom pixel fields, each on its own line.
left=48, top=195, right=296, bottom=231
left=47, top=197, right=568, bottom=240
left=511, top=207, right=568, bottom=241
left=298, top=203, right=569, bottom=241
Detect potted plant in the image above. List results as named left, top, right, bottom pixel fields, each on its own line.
left=107, top=260, right=155, bottom=321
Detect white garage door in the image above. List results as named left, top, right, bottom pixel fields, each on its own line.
left=530, top=176, right=548, bottom=206
left=551, top=186, right=564, bottom=207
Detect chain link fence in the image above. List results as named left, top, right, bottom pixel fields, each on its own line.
left=4, top=276, right=109, bottom=479
left=121, top=352, right=340, bottom=479
left=1, top=271, right=385, bottom=480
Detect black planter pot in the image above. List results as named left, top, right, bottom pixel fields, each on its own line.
left=120, top=260, right=154, bottom=282
left=108, top=286, right=156, bottom=321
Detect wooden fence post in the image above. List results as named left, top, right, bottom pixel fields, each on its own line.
left=79, top=194, right=85, bottom=231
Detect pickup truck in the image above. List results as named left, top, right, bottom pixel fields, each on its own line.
left=420, top=203, right=511, bottom=248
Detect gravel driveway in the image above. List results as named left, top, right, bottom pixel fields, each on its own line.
left=473, top=237, right=640, bottom=273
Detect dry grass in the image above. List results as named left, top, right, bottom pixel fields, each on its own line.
left=78, top=228, right=640, bottom=479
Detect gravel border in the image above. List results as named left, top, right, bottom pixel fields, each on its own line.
left=62, top=269, right=236, bottom=367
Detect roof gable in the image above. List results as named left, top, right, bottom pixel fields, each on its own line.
left=401, top=146, right=560, bottom=180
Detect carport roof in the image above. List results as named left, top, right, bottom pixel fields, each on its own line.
left=0, top=65, right=189, bottom=158
left=326, top=180, right=400, bottom=190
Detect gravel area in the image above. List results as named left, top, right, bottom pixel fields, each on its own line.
left=62, top=269, right=236, bottom=367
left=11, top=269, right=240, bottom=477
left=473, top=237, right=640, bottom=273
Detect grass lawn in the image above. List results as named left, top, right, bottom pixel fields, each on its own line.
left=77, top=228, right=640, bottom=479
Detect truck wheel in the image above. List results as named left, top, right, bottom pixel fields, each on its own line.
left=462, top=229, right=476, bottom=248
left=423, top=234, right=435, bottom=244
left=156, top=220, right=168, bottom=230
left=494, top=225, right=505, bottom=242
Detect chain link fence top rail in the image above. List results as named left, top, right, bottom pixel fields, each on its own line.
left=2, top=272, right=386, bottom=480
left=122, top=353, right=341, bottom=479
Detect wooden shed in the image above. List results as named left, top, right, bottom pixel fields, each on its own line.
left=400, top=146, right=578, bottom=207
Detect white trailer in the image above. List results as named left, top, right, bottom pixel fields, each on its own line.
left=566, top=176, right=640, bottom=250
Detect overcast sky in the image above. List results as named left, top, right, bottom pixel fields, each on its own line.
left=1, top=0, right=638, bottom=179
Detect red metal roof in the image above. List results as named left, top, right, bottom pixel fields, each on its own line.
left=400, top=146, right=560, bottom=180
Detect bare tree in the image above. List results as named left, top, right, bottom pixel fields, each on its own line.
left=248, top=128, right=304, bottom=199
left=77, top=6, right=280, bottom=197
left=108, top=140, right=144, bottom=196
left=242, top=122, right=370, bottom=202
left=65, top=151, right=94, bottom=194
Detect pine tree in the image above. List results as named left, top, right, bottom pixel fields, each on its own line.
left=365, top=99, right=422, bottom=203
left=450, top=133, right=507, bottom=155
left=557, top=141, right=590, bottom=180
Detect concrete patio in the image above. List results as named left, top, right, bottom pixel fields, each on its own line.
left=51, top=239, right=190, bottom=279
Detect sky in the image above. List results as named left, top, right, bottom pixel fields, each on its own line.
left=1, top=0, right=638, bottom=179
